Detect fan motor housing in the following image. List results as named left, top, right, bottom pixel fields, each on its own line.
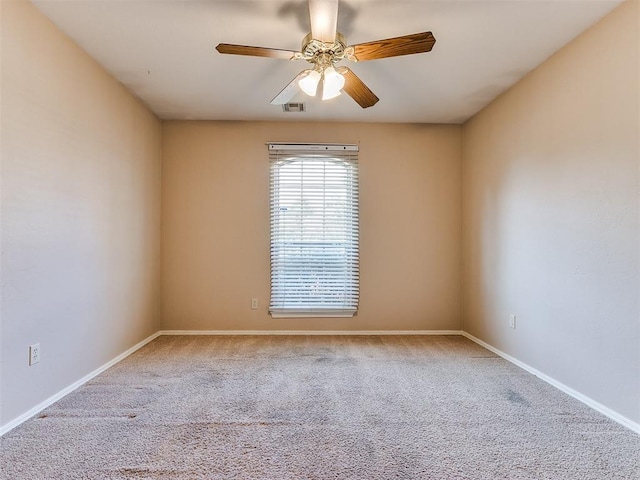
left=301, top=32, right=348, bottom=66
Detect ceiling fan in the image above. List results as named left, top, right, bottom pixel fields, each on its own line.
left=215, top=0, right=436, bottom=108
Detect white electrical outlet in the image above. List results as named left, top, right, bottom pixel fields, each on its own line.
left=29, top=343, right=41, bottom=366
left=251, top=298, right=258, bottom=310
left=509, top=314, right=517, bottom=329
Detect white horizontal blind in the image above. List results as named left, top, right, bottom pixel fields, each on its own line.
left=269, top=144, right=359, bottom=317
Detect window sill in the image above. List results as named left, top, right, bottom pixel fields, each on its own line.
left=270, top=310, right=357, bottom=319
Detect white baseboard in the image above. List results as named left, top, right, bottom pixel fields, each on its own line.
left=461, top=332, right=640, bottom=435
left=0, top=331, right=161, bottom=437
left=159, top=329, right=464, bottom=336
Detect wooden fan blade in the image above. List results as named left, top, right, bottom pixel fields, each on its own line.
left=215, top=43, right=298, bottom=60
left=338, top=67, right=379, bottom=108
left=351, top=32, right=436, bottom=61
left=308, top=0, right=338, bottom=43
left=271, top=70, right=311, bottom=105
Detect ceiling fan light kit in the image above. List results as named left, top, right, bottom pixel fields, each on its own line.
left=215, top=0, right=436, bottom=109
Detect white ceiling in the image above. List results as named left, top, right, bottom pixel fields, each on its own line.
left=33, top=0, right=622, bottom=124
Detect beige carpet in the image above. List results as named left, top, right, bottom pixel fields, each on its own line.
left=1, top=335, right=639, bottom=479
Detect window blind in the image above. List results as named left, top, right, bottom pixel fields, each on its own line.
left=269, top=143, right=359, bottom=318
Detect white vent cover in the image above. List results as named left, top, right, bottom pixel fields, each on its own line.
left=282, top=103, right=306, bottom=113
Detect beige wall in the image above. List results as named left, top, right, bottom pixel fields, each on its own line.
left=162, top=121, right=462, bottom=331
left=462, top=0, right=639, bottom=424
left=0, top=1, right=162, bottom=426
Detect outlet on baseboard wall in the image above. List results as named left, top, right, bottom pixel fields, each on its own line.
left=29, top=344, right=41, bottom=366
left=509, top=314, right=517, bottom=329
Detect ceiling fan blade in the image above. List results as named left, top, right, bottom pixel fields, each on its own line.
left=351, top=32, right=436, bottom=61
left=337, top=67, right=379, bottom=108
left=216, top=43, right=298, bottom=60
left=308, top=0, right=338, bottom=43
left=271, top=70, right=311, bottom=105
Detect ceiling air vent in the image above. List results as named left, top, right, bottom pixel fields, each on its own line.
left=282, top=103, right=306, bottom=113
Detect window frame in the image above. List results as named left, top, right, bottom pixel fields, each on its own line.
left=268, top=143, right=360, bottom=318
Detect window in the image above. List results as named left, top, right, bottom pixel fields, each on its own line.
left=269, top=144, right=359, bottom=318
